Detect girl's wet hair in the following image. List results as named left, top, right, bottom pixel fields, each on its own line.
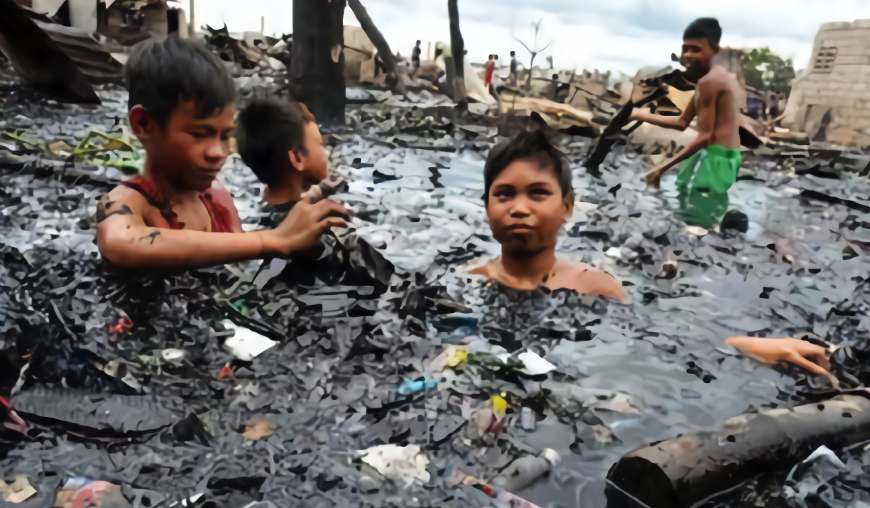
left=124, top=36, right=236, bottom=129
left=482, top=129, right=573, bottom=205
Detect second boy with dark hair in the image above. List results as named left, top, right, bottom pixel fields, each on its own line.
left=95, top=37, right=348, bottom=270
left=236, top=99, right=328, bottom=206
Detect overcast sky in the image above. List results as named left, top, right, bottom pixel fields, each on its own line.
left=181, top=0, right=870, bottom=76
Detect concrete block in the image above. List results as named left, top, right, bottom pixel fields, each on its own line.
left=820, top=22, right=857, bottom=32
left=833, top=64, right=870, bottom=75
left=818, top=28, right=870, bottom=39
left=796, top=81, right=824, bottom=89
left=848, top=118, right=870, bottom=129
left=832, top=44, right=870, bottom=55
left=835, top=55, right=870, bottom=65
left=823, top=38, right=863, bottom=48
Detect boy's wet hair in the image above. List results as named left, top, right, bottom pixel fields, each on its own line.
left=483, top=129, right=573, bottom=206
left=124, top=37, right=236, bottom=129
left=683, top=18, right=721, bottom=51
left=236, top=99, right=316, bottom=187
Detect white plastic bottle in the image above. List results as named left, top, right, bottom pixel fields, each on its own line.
left=490, top=448, right=560, bottom=492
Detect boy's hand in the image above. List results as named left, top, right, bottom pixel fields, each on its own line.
left=263, top=198, right=349, bottom=257
left=300, top=177, right=344, bottom=204
left=725, top=337, right=832, bottom=378
left=647, top=167, right=664, bottom=188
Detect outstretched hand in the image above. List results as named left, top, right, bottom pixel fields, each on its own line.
left=647, top=167, right=664, bottom=189
left=726, top=336, right=832, bottom=378
left=300, top=177, right=344, bottom=204
left=263, top=198, right=349, bottom=258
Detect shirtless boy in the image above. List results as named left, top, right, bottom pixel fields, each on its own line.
left=630, top=18, right=743, bottom=229
left=470, top=130, right=629, bottom=303
left=95, top=38, right=347, bottom=269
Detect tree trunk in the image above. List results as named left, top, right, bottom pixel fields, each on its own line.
left=346, top=0, right=406, bottom=96
left=447, top=0, right=466, bottom=105
left=290, top=0, right=346, bottom=125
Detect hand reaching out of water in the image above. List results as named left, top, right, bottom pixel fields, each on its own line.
left=647, top=167, right=664, bottom=189
left=725, top=336, right=832, bottom=378
left=262, top=198, right=349, bottom=257
left=300, top=177, right=344, bottom=204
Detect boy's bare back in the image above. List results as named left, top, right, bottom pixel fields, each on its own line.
left=694, top=65, right=740, bottom=151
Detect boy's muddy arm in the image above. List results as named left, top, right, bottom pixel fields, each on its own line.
left=648, top=83, right=717, bottom=184
left=95, top=190, right=347, bottom=269
left=651, top=128, right=713, bottom=176
left=96, top=212, right=271, bottom=269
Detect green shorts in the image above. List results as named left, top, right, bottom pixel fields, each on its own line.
left=674, top=144, right=743, bottom=229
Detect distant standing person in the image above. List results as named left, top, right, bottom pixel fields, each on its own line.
left=484, top=54, right=496, bottom=88
left=509, top=51, right=518, bottom=85
left=630, top=18, right=742, bottom=230
left=412, top=40, right=422, bottom=70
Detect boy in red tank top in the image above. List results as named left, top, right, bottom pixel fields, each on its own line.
left=95, top=37, right=347, bottom=270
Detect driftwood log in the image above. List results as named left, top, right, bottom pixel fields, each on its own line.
left=606, top=394, right=870, bottom=508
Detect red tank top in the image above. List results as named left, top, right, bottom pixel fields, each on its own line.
left=120, top=175, right=234, bottom=233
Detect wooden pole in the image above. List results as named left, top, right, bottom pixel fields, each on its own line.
left=290, top=0, right=347, bottom=125
left=447, top=0, right=466, bottom=105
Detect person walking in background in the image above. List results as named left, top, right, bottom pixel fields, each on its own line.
left=412, top=40, right=422, bottom=70
left=484, top=54, right=496, bottom=88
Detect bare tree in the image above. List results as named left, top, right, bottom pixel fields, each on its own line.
left=514, top=19, right=552, bottom=89
left=347, top=0, right=407, bottom=96
left=290, top=0, right=347, bottom=125
left=447, top=0, right=466, bottom=105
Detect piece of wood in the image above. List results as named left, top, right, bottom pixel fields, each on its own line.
left=0, top=0, right=100, bottom=104
left=290, top=0, right=347, bottom=125
left=347, top=0, right=406, bottom=96
left=585, top=86, right=668, bottom=175
left=447, top=0, right=466, bottom=105
left=607, top=394, right=870, bottom=508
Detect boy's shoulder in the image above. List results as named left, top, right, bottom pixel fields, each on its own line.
left=97, top=182, right=150, bottom=217
left=698, top=65, right=733, bottom=91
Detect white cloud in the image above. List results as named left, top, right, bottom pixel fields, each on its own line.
left=181, top=0, right=870, bottom=75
